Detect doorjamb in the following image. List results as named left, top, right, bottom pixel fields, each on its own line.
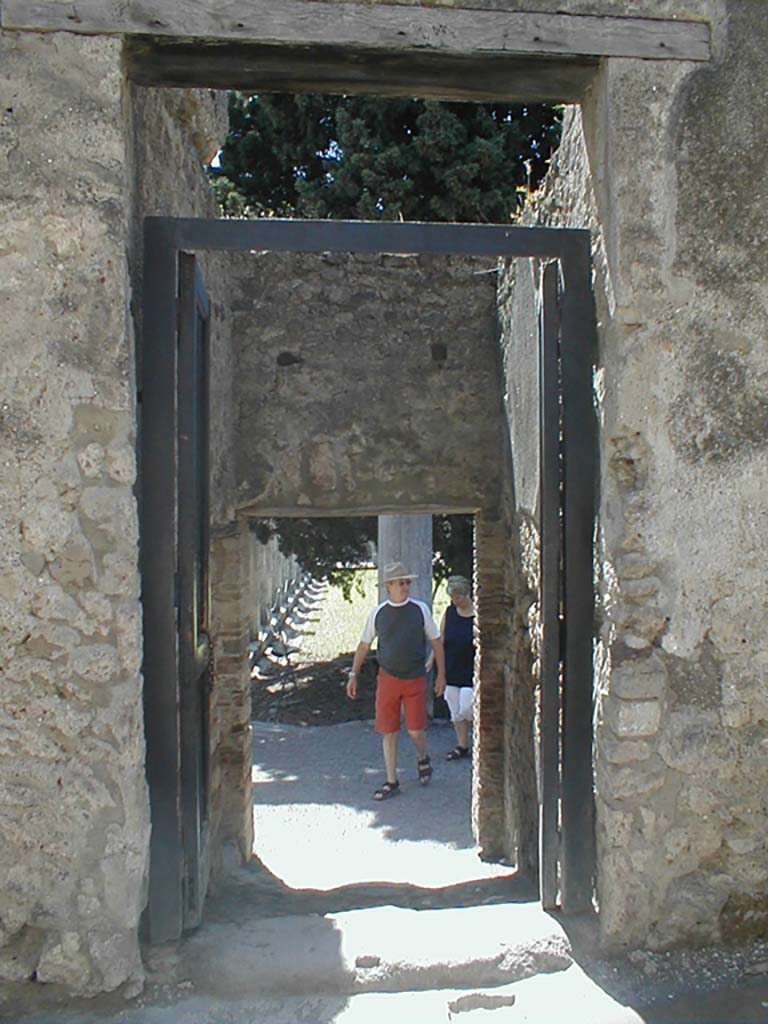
left=140, top=216, right=597, bottom=936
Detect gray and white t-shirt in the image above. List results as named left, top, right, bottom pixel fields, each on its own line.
left=360, top=598, right=440, bottom=679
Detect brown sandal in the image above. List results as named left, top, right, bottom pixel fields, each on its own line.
left=446, top=746, right=470, bottom=761
left=417, top=756, right=432, bottom=785
left=373, top=780, right=400, bottom=801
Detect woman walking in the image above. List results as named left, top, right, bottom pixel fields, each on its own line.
left=441, top=575, right=475, bottom=761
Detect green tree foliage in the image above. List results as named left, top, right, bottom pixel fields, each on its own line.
left=252, top=517, right=376, bottom=600
left=254, top=514, right=473, bottom=599
left=432, top=514, right=474, bottom=588
left=212, top=93, right=561, bottom=223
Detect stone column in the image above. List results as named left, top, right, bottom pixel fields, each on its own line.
left=378, top=514, right=435, bottom=710
left=377, top=514, right=433, bottom=605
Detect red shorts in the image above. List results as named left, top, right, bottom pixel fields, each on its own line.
left=375, top=669, right=427, bottom=734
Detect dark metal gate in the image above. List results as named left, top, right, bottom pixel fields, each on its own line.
left=538, top=257, right=596, bottom=912
left=141, top=246, right=212, bottom=941
left=140, top=218, right=597, bottom=940
left=177, top=254, right=212, bottom=930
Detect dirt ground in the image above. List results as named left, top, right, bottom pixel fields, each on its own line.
left=251, top=652, right=378, bottom=726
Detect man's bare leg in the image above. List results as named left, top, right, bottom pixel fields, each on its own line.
left=409, top=728, right=432, bottom=784
left=407, top=728, right=427, bottom=759
left=382, top=732, right=399, bottom=784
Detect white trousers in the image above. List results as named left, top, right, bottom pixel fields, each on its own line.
left=444, top=685, right=473, bottom=723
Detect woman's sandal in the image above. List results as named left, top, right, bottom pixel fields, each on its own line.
left=373, top=780, right=400, bottom=801
left=446, top=746, right=470, bottom=761
left=417, top=756, right=433, bottom=785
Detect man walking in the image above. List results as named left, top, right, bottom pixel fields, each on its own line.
left=347, top=562, right=446, bottom=801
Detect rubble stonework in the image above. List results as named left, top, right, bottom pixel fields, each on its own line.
left=229, top=251, right=506, bottom=516
left=0, top=33, right=147, bottom=993
left=514, top=0, right=768, bottom=948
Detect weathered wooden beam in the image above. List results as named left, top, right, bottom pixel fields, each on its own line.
left=1, top=0, right=711, bottom=63
left=124, top=40, right=598, bottom=103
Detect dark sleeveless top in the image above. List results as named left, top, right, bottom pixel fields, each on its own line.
left=444, top=604, right=474, bottom=688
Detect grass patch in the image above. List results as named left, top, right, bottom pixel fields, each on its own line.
left=296, top=569, right=378, bottom=664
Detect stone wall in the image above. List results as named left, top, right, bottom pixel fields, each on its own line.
left=525, top=0, right=768, bottom=949
left=213, top=525, right=301, bottom=860
left=0, top=32, right=146, bottom=994
left=230, top=251, right=505, bottom=516
left=209, top=524, right=252, bottom=862
left=127, top=84, right=234, bottom=524
left=0, top=46, right=239, bottom=994
left=495, top=258, right=544, bottom=879
left=474, top=490, right=537, bottom=868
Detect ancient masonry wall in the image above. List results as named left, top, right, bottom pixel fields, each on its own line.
left=213, top=527, right=301, bottom=859
left=0, top=33, right=147, bottom=994
left=127, top=84, right=235, bottom=526
left=229, top=251, right=505, bottom=516
left=473, top=484, right=538, bottom=869
left=525, top=0, right=768, bottom=948
left=495, top=258, right=543, bottom=880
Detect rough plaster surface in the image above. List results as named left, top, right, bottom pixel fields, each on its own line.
left=0, top=49, right=237, bottom=997
left=495, top=259, right=543, bottom=878
left=231, top=251, right=506, bottom=516
left=0, top=32, right=147, bottom=994
left=523, top=0, right=768, bottom=949
left=128, top=84, right=235, bottom=525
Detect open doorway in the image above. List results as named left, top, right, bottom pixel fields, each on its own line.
left=243, top=513, right=496, bottom=895
left=140, top=218, right=596, bottom=942
left=246, top=513, right=473, bottom=724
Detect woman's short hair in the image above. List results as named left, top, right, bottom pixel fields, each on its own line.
left=447, top=575, right=471, bottom=596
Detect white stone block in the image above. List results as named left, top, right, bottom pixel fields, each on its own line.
left=611, top=698, right=661, bottom=738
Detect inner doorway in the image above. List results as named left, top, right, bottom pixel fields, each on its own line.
left=140, top=218, right=597, bottom=942
left=246, top=513, right=485, bottom=890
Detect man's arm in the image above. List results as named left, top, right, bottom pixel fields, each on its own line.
left=347, top=641, right=371, bottom=699
left=431, top=637, right=446, bottom=698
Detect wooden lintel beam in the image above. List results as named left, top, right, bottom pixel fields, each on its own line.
left=1, top=1, right=711, bottom=63
left=125, top=41, right=599, bottom=103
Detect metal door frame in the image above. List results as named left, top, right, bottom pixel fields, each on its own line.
left=538, top=258, right=596, bottom=911
left=140, top=217, right=597, bottom=938
left=177, top=253, right=212, bottom=931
